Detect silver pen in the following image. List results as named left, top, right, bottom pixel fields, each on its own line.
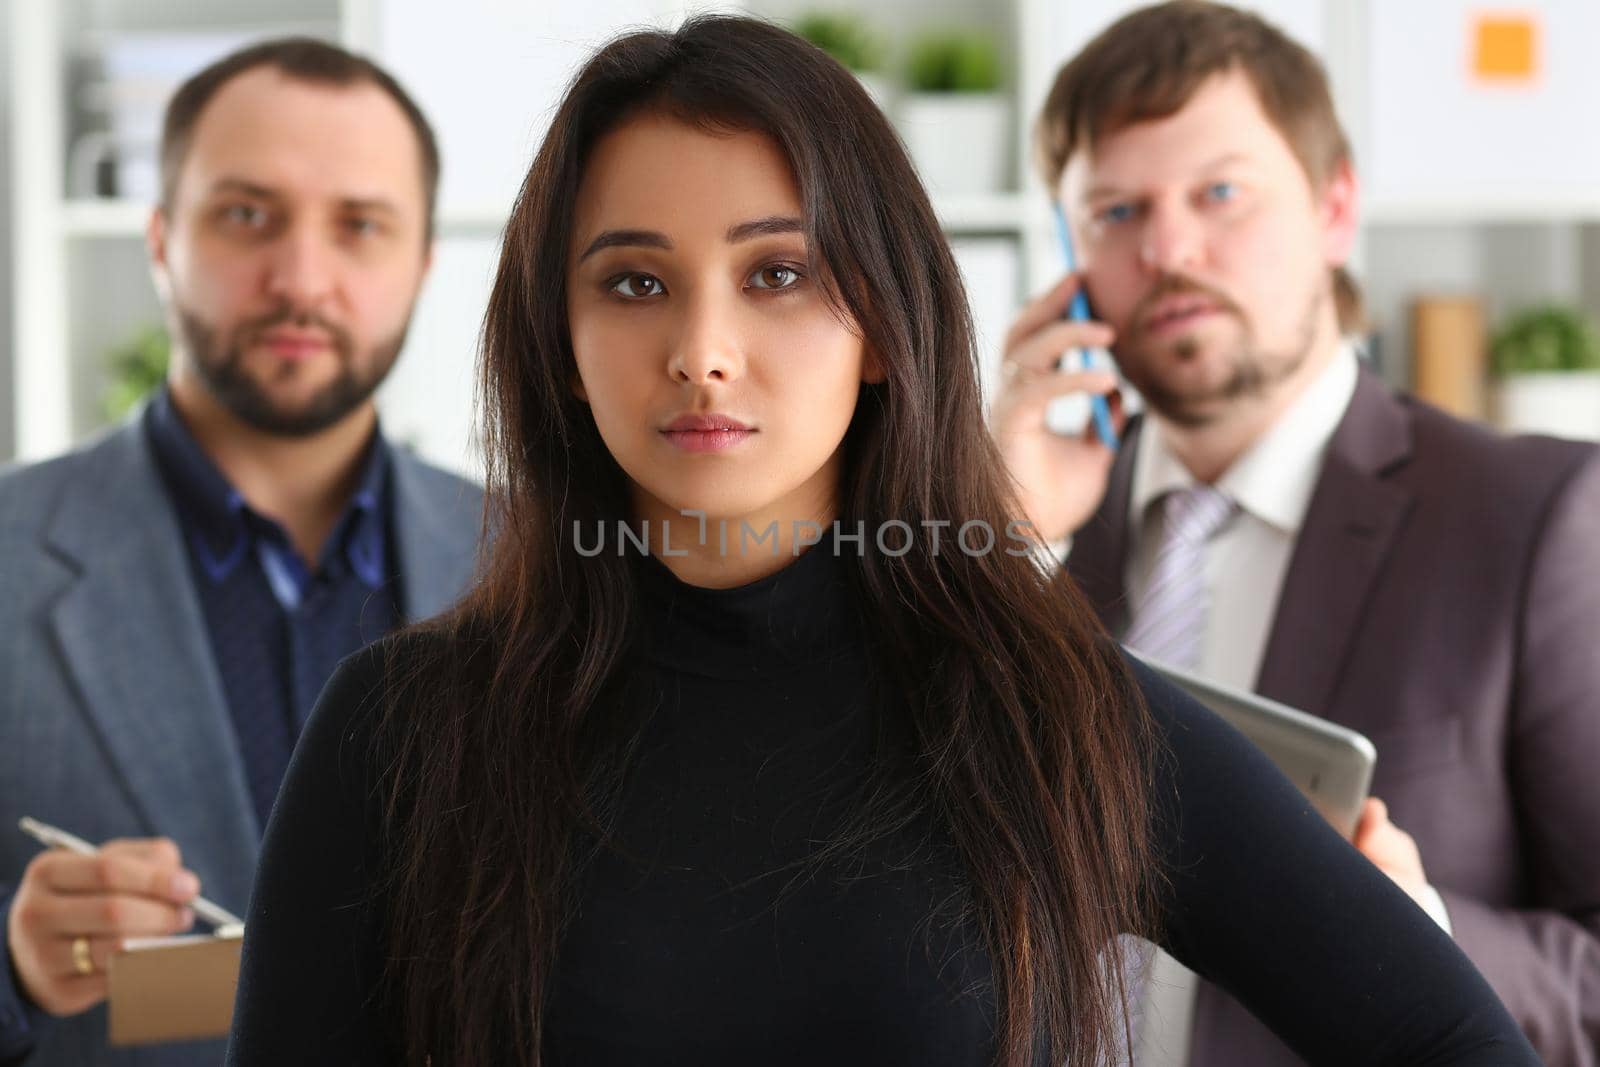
left=18, top=816, right=245, bottom=930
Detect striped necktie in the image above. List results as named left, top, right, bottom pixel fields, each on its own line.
left=1117, top=483, right=1236, bottom=1064
left=1124, top=484, right=1237, bottom=670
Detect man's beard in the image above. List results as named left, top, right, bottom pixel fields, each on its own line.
left=173, top=300, right=409, bottom=438
left=1113, top=273, right=1321, bottom=428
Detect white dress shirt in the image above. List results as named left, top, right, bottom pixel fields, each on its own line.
left=1125, top=346, right=1358, bottom=692
left=1122, top=347, right=1452, bottom=1065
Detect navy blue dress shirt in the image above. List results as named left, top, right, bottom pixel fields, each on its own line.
left=143, top=388, right=403, bottom=830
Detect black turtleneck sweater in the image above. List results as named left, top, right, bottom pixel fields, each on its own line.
left=226, top=545, right=1537, bottom=1065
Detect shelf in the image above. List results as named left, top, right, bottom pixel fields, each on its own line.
left=63, top=199, right=150, bottom=237
left=58, top=196, right=1039, bottom=239
left=435, top=206, right=510, bottom=237
left=1365, top=191, right=1600, bottom=226
left=933, top=192, right=1038, bottom=234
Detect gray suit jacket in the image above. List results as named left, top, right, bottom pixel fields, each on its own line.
left=0, top=415, right=482, bottom=1067
left=1069, top=369, right=1600, bottom=1065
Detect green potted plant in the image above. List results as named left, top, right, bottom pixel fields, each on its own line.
left=1490, top=305, right=1600, bottom=441
left=103, top=324, right=170, bottom=421
left=897, top=30, right=1009, bottom=196
left=793, top=13, right=890, bottom=110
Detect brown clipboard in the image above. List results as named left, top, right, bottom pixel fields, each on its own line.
left=106, top=930, right=243, bottom=1046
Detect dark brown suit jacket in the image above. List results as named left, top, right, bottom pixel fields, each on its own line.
left=1068, top=370, right=1600, bottom=1066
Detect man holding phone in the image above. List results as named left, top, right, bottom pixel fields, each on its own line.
left=994, top=2, right=1600, bottom=1064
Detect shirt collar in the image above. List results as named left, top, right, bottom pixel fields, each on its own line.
left=1130, top=344, right=1360, bottom=539
left=144, top=386, right=392, bottom=588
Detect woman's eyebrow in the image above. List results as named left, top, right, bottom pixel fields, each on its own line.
left=578, top=228, right=672, bottom=262
left=726, top=215, right=803, bottom=243
left=577, top=216, right=804, bottom=262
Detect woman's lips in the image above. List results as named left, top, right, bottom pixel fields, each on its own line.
left=660, top=414, right=755, bottom=453
left=662, top=428, right=754, bottom=452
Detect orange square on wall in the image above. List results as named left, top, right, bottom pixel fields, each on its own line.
left=1472, top=14, right=1538, bottom=81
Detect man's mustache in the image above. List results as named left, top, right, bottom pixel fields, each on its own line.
left=236, top=307, right=354, bottom=353
left=1127, top=274, right=1244, bottom=337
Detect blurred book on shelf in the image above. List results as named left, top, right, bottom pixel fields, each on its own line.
left=69, top=27, right=331, bottom=200
left=1411, top=294, right=1487, bottom=421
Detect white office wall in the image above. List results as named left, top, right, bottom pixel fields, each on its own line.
left=376, top=1, right=681, bottom=221
left=1367, top=2, right=1600, bottom=206
left=1040, top=0, right=1324, bottom=64
left=373, top=0, right=683, bottom=477
left=378, top=238, right=495, bottom=475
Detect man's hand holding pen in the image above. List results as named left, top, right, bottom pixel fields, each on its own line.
left=7, top=837, right=201, bottom=1016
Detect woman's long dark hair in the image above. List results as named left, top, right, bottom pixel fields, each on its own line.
left=377, top=15, right=1160, bottom=1066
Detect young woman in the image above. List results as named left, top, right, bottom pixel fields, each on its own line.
left=226, top=16, right=1537, bottom=1067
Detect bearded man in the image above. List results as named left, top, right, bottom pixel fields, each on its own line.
left=994, top=3, right=1600, bottom=1064
left=0, top=38, right=481, bottom=1067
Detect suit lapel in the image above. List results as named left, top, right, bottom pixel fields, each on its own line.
left=44, top=423, right=258, bottom=908
left=1254, top=371, right=1415, bottom=716
left=1066, top=418, right=1144, bottom=634
left=390, top=449, right=482, bottom=622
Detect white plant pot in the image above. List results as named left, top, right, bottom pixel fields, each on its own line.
left=896, top=92, right=1010, bottom=196
left=1492, top=371, right=1600, bottom=441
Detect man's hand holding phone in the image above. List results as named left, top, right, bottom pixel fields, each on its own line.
left=991, top=272, right=1126, bottom=543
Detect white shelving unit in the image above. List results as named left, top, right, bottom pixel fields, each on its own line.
left=11, top=0, right=1600, bottom=465
left=8, top=0, right=1057, bottom=468
left=8, top=0, right=371, bottom=462
left=1364, top=195, right=1600, bottom=227
left=10, top=1, right=71, bottom=462
left=61, top=198, right=153, bottom=237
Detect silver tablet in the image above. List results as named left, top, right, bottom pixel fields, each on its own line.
left=1134, top=654, right=1377, bottom=839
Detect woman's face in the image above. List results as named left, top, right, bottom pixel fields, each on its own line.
left=566, top=113, right=879, bottom=536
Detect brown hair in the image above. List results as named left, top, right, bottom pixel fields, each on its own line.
left=159, top=36, right=440, bottom=239
left=375, top=14, right=1161, bottom=1067
left=1036, top=0, right=1363, bottom=331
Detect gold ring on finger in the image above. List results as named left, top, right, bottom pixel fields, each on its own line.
left=72, top=935, right=94, bottom=976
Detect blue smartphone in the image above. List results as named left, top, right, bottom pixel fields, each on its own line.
left=1051, top=202, right=1119, bottom=451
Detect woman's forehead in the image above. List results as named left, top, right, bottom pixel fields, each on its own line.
left=572, top=114, right=803, bottom=247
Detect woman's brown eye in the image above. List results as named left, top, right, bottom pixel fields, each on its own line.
left=752, top=265, right=800, bottom=290
left=612, top=273, right=663, bottom=298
